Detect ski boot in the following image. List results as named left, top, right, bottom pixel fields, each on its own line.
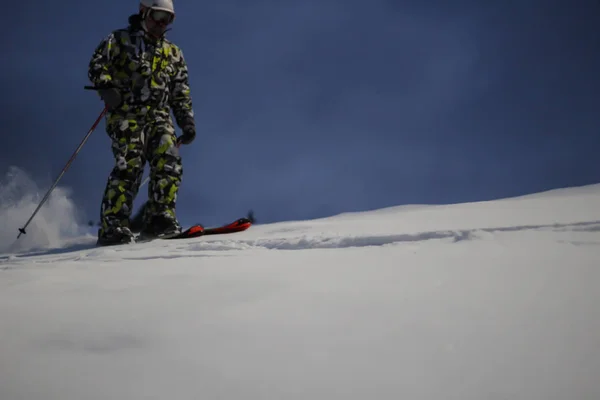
left=139, top=213, right=182, bottom=240
left=96, top=226, right=136, bottom=247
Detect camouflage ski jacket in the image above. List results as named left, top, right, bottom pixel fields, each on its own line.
left=88, top=14, right=194, bottom=129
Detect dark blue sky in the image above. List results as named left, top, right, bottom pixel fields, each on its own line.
left=2, top=0, right=599, bottom=227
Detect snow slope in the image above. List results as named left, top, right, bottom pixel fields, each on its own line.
left=1, top=183, right=600, bottom=400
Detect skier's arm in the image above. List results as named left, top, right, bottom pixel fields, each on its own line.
left=169, top=47, right=195, bottom=131
left=88, top=34, right=116, bottom=88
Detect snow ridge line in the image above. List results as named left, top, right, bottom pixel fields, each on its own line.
left=187, top=219, right=600, bottom=251
left=1, top=219, right=599, bottom=266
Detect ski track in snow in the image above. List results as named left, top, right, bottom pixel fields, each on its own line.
left=2, top=219, right=599, bottom=268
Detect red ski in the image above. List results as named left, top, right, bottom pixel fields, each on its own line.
left=160, top=213, right=254, bottom=240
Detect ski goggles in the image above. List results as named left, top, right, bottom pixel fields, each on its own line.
left=149, top=9, right=174, bottom=25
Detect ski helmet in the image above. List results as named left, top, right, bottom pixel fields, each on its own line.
left=140, top=0, right=175, bottom=20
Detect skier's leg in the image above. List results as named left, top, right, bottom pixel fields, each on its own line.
left=142, top=119, right=183, bottom=236
left=97, top=117, right=146, bottom=244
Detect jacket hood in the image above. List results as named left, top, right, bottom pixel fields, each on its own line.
left=128, top=13, right=143, bottom=31
left=128, top=12, right=170, bottom=40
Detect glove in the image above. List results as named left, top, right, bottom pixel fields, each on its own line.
left=177, top=122, right=196, bottom=146
left=97, top=87, right=122, bottom=110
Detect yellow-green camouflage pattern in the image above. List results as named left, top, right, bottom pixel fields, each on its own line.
left=88, top=18, right=194, bottom=128
left=90, top=16, right=193, bottom=238
left=98, top=109, right=183, bottom=236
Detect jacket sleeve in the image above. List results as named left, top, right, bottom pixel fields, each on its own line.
left=88, top=33, right=117, bottom=88
left=169, top=46, right=195, bottom=129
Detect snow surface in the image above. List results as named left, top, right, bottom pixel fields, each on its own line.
left=1, top=170, right=599, bottom=400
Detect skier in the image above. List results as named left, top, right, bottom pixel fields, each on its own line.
left=88, top=0, right=196, bottom=246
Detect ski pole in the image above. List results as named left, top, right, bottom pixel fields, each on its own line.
left=17, top=106, right=108, bottom=239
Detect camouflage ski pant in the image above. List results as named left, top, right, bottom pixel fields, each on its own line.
left=99, top=112, right=183, bottom=237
